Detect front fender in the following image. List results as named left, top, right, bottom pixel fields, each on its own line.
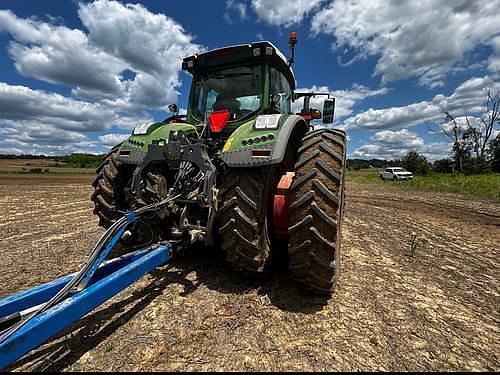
left=221, top=114, right=308, bottom=167
left=115, top=122, right=198, bottom=165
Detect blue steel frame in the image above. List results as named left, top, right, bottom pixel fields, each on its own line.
left=0, top=243, right=170, bottom=370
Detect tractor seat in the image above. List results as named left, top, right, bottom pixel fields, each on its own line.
left=212, top=96, right=241, bottom=116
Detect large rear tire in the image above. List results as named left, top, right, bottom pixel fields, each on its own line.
left=217, top=168, right=275, bottom=273
left=288, top=129, right=346, bottom=294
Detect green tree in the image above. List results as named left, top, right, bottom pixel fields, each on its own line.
left=402, top=150, right=431, bottom=175
left=442, top=89, right=499, bottom=174
left=432, top=158, right=454, bottom=173
left=490, top=133, right=500, bottom=173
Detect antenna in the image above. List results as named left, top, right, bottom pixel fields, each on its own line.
left=288, top=32, right=297, bottom=66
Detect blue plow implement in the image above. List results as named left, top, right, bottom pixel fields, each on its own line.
left=0, top=199, right=174, bottom=370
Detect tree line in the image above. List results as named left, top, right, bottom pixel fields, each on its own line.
left=0, top=153, right=104, bottom=169
left=347, top=153, right=435, bottom=175
left=348, top=138, right=499, bottom=176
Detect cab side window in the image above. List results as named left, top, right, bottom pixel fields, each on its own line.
left=270, top=66, right=292, bottom=114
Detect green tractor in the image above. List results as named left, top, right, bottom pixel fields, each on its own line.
left=91, top=34, right=347, bottom=294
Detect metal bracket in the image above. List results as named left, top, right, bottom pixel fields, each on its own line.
left=131, top=142, right=216, bottom=206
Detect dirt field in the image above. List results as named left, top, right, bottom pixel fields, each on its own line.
left=1, top=174, right=499, bottom=371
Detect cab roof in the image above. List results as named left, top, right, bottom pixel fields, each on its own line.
left=182, top=41, right=295, bottom=90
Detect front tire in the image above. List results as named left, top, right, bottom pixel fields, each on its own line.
left=288, top=129, right=346, bottom=294
left=91, top=144, right=126, bottom=228
left=91, top=145, right=166, bottom=253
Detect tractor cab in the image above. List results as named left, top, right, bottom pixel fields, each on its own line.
left=182, top=41, right=296, bottom=134
left=181, top=37, right=335, bottom=137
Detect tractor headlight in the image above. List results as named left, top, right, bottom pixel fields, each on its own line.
left=133, top=122, right=150, bottom=135
left=255, top=114, right=282, bottom=129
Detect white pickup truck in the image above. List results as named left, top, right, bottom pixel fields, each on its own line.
left=379, top=167, right=414, bottom=181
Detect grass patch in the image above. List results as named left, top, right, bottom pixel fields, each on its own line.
left=347, top=169, right=500, bottom=201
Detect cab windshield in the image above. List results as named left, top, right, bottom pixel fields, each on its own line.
left=191, top=65, right=262, bottom=123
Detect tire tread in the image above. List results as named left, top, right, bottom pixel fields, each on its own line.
left=288, top=129, right=346, bottom=294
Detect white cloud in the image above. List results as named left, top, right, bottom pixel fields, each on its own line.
left=0, top=1, right=203, bottom=155
left=0, top=82, right=113, bottom=131
left=487, top=35, right=500, bottom=74
left=342, top=102, right=438, bottom=131
left=98, top=133, right=129, bottom=147
left=372, top=129, right=424, bottom=148
left=351, top=129, right=452, bottom=161
left=79, top=0, right=200, bottom=91
left=312, top=0, right=500, bottom=87
left=0, top=124, right=87, bottom=145
left=342, top=76, right=499, bottom=131
left=344, top=76, right=500, bottom=161
left=251, top=0, right=324, bottom=26
left=0, top=82, right=152, bottom=155
left=224, top=0, right=248, bottom=24
left=0, top=9, right=126, bottom=95
left=0, top=124, right=101, bottom=156
left=0, top=1, right=202, bottom=108
left=438, top=116, right=482, bottom=135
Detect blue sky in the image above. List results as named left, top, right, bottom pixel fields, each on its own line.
left=0, top=0, right=499, bottom=160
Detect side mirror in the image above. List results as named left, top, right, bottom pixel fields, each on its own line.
left=323, top=98, right=335, bottom=124
left=168, top=103, right=179, bottom=115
